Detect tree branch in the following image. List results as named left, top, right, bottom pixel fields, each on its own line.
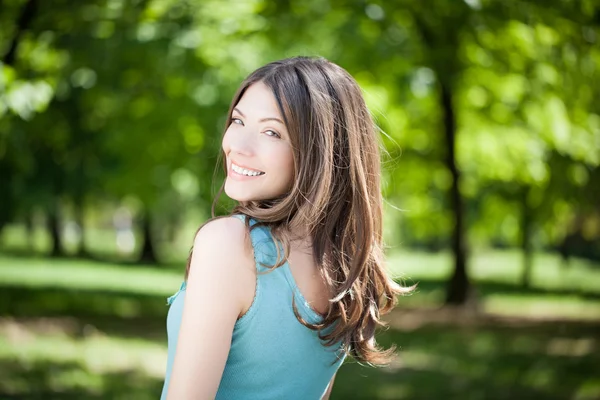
left=2, top=0, right=38, bottom=66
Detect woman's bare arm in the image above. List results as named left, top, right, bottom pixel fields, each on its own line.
left=167, top=217, right=254, bottom=399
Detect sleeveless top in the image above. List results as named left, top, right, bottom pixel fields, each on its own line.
left=160, top=214, right=346, bottom=399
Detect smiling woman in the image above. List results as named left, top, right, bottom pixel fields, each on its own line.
left=160, top=56, right=413, bottom=400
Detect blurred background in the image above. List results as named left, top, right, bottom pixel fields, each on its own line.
left=1, top=0, right=599, bottom=399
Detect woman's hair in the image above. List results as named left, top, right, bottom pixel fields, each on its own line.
left=186, top=56, right=413, bottom=366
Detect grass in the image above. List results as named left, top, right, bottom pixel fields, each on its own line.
left=387, top=249, right=600, bottom=293
left=387, top=250, right=600, bottom=321
left=0, top=318, right=166, bottom=396
left=0, top=256, right=182, bottom=296
left=333, top=322, right=600, bottom=400
left=0, top=249, right=599, bottom=399
left=2, top=314, right=598, bottom=400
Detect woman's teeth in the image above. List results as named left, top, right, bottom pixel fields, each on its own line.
left=232, top=163, right=265, bottom=176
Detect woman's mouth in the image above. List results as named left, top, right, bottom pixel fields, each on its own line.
left=231, top=162, right=265, bottom=177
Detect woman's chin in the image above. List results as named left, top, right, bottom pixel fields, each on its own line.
left=224, top=185, right=251, bottom=202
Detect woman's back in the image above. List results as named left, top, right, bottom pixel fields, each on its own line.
left=285, top=232, right=330, bottom=316
left=161, top=215, right=345, bottom=399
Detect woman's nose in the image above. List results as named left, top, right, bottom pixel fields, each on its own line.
left=229, top=128, right=255, bottom=156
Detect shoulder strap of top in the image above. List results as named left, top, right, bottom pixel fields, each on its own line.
left=232, top=214, right=283, bottom=273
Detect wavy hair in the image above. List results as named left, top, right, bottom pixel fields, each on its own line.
left=186, top=56, right=413, bottom=366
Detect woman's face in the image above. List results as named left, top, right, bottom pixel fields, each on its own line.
left=222, top=81, right=295, bottom=202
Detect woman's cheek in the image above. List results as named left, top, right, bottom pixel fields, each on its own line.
left=275, top=147, right=294, bottom=188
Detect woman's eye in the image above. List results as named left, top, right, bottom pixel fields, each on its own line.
left=231, top=117, right=243, bottom=125
left=265, top=130, right=281, bottom=139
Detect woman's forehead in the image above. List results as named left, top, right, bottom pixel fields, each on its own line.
left=235, top=82, right=282, bottom=118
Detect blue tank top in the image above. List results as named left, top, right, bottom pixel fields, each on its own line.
left=160, top=214, right=346, bottom=399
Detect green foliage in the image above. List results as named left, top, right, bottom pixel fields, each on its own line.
left=0, top=0, right=598, bottom=259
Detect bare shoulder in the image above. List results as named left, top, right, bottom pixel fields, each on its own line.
left=188, top=216, right=255, bottom=315
left=195, top=215, right=247, bottom=239
left=192, top=216, right=252, bottom=261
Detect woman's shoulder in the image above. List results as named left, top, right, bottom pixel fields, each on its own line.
left=188, top=216, right=256, bottom=311
left=193, top=215, right=252, bottom=257
left=196, top=215, right=246, bottom=234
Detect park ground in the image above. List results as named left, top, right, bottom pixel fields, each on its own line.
left=0, top=249, right=599, bottom=399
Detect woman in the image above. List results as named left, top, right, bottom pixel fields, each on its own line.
left=161, top=56, right=412, bottom=399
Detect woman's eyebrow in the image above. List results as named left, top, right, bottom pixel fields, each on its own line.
left=233, top=107, right=284, bottom=125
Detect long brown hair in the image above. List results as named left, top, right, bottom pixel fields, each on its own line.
left=186, top=56, right=414, bottom=366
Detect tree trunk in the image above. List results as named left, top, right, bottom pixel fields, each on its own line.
left=441, top=81, right=471, bottom=305
left=74, top=198, right=88, bottom=257
left=47, top=201, right=63, bottom=257
left=138, top=210, right=157, bottom=264
left=520, top=186, right=533, bottom=288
